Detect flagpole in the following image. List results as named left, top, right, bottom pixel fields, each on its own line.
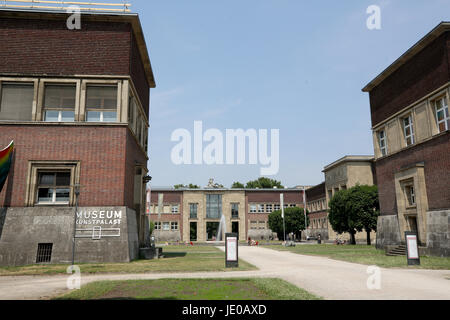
left=303, top=186, right=308, bottom=241
left=280, top=194, right=286, bottom=242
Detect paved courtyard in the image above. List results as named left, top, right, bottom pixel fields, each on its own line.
left=0, top=246, right=449, bottom=300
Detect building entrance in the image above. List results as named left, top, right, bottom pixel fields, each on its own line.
left=206, top=222, right=220, bottom=240
left=190, top=222, right=197, bottom=241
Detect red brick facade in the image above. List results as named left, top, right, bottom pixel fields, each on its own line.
left=305, top=182, right=325, bottom=202
left=0, top=124, right=146, bottom=210
left=376, top=131, right=450, bottom=215
left=369, top=32, right=450, bottom=127
left=0, top=12, right=151, bottom=117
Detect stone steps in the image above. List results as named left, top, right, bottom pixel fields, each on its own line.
left=386, top=245, right=407, bottom=256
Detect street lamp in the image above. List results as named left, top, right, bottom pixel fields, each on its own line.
left=71, top=184, right=81, bottom=266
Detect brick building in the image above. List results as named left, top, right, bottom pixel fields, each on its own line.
left=147, top=188, right=305, bottom=242
left=305, top=156, right=377, bottom=243
left=363, top=22, right=450, bottom=256
left=0, top=7, right=155, bottom=266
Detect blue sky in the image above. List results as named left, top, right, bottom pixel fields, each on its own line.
left=130, top=0, right=450, bottom=188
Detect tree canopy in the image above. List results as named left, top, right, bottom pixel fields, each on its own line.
left=231, top=182, right=245, bottom=188
left=245, top=177, right=284, bottom=189
left=174, top=184, right=200, bottom=189
left=268, top=207, right=308, bottom=240
left=328, top=185, right=379, bottom=245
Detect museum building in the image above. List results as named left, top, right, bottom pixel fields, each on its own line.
left=305, top=155, right=377, bottom=243
left=363, top=22, right=450, bottom=257
left=147, top=188, right=305, bottom=242
left=0, top=7, right=155, bottom=266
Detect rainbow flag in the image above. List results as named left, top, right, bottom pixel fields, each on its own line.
left=0, top=141, right=14, bottom=193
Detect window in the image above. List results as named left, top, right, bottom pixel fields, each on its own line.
left=162, top=222, right=170, bottom=231
left=250, top=221, right=258, bottom=230
left=403, top=115, right=415, bottom=146
left=44, top=85, right=76, bottom=122
left=405, top=185, right=416, bottom=206
left=36, top=243, right=53, bottom=263
left=155, top=222, right=161, bottom=230
left=0, top=83, right=34, bottom=121
left=435, top=97, right=449, bottom=133
left=231, top=203, right=239, bottom=219
left=290, top=204, right=296, bottom=208
left=284, top=204, right=289, bottom=209
left=249, top=204, right=257, bottom=213
left=171, top=222, right=179, bottom=230
left=378, top=130, right=388, bottom=156
left=136, top=114, right=142, bottom=143
left=190, top=203, right=198, bottom=219
left=144, top=127, right=148, bottom=152
left=171, top=205, right=179, bottom=214
left=258, top=204, right=265, bottom=213
left=86, top=85, right=117, bottom=122
left=274, top=204, right=280, bottom=211
left=163, top=205, right=170, bottom=214
left=259, top=221, right=266, bottom=230
left=206, top=194, right=222, bottom=219
left=128, top=95, right=136, bottom=130
left=266, top=204, right=273, bottom=213
left=36, top=172, right=71, bottom=205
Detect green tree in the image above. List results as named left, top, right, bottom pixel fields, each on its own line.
left=346, top=185, right=379, bottom=245
left=149, top=221, right=155, bottom=235
left=231, top=182, right=245, bottom=188
left=174, top=184, right=200, bottom=189
left=268, top=207, right=308, bottom=240
left=246, top=177, right=284, bottom=189
left=328, top=185, right=379, bottom=245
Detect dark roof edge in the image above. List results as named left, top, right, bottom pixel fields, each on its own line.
left=362, top=21, right=450, bottom=92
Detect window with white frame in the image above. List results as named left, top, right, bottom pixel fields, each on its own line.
left=190, top=203, right=198, bottom=219
left=171, top=222, right=179, bottom=230
left=402, top=115, right=415, bottom=146
left=258, top=204, right=265, bottom=213
left=171, top=205, right=179, bottom=214
left=405, top=185, right=416, bottom=206
left=86, top=85, right=117, bottom=122
left=36, top=171, right=71, bottom=205
left=155, top=222, right=161, bottom=230
left=0, top=83, right=34, bottom=121
left=249, top=204, right=257, bottom=213
left=231, top=203, right=239, bottom=218
left=266, top=204, right=273, bottom=213
left=274, top=204, right=280, bottom=211
left=258, top=221, right=266, bottom=230
left=290, top=204, right=296, bottom=208
left=43, top=84, right=76, bottom=122
left=435, top=97, right=449, bottom=133
left=378, top=129, right=388, bottom=156
left=162, top=222, right=170, bottom=231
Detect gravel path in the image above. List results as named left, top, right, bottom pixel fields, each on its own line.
left=0, top=246, right=448, bottom=300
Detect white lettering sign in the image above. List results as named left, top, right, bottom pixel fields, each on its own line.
left=76, top=210, right=122, bottom=225
left=227, top=237, right=238, bottom=261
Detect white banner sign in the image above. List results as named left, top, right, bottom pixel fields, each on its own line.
left=406, top=235, right=419, bottom=259
left=227, top=237, right=238, bottom=261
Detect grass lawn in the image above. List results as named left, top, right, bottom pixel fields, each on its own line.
left=0, top=246, right=256, bottom=276
left=54, top=278, right=321, bottom=300
left=265, top=244, right=450, bottom=270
